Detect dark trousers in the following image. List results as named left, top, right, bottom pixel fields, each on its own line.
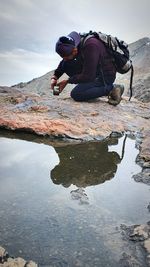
left=71, top=81, right=113, bottom=102
left=62, top=59, right=115, bottom=102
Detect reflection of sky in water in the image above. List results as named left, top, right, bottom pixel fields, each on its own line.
left=0, top=138, right=59, bottom=201
left=0, top=137, right=59, bottom=168
left=0, top=135, right=149, bottom=266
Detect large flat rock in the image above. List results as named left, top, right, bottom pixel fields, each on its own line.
left=0, top=87, right=150, bottom=162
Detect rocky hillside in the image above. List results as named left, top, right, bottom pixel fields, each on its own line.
left=1, top=37, right=150, bottom=102
left=130, top=37, right=150, bottom=102
left=129, top=37, right=150, bottom=73
left=116, top=37, right=150, bottom=102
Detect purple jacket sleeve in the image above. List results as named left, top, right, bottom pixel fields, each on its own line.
left=68, top=40, right=101, bottom=84
left=54, top=60, right=64, bottom=79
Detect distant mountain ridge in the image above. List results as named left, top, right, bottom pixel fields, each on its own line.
left=126, top=37, right=150, bottom=102
left=129, top=37, right=150, bottom=56
left=2, top=36, right=150, bottom=102
left=129, top=37, right=150, bottom=73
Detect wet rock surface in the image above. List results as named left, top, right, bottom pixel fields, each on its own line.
left=0, top=87, right=150, bottom=142
left=121, top=222, right=150, bottom=267
left=132, top=169, right=150, bottom=185
left=0, top=247, right=37, bottom=267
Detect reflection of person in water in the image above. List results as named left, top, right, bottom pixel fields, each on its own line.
left=51, top=137, right=123, bottom=189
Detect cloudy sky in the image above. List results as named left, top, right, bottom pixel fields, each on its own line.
left=0, top=0, right=150, bottom=86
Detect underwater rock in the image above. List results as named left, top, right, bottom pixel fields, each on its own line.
left=132, top=169, right=150, bottom=185
left=121, top=222, right=150, bottom=267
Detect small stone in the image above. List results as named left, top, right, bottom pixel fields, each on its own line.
left=0, top=247, right=9, bottom=263
left=130, top=224, right=149, bottom=241
left=144, top=239, right=150, bottom=253
left=24, top=261, right=38, bottom=267
left=0, top=247, right=5, bottom=258
left=0, top=247, right=37, bottom=267
left=143, top=162, right=150, bottom=168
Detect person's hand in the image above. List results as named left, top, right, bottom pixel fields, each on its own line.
left=50, top=76, right=57, bottom=90
left=57, top=79, right=68, bottom=92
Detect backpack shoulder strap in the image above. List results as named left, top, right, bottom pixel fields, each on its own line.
left=129, top=65, right=134, bottom=101
left=80, top=31, right=98, bottom=47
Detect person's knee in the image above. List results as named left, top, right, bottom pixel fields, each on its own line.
left=70, top=89, right=81, bottom=101
left=70, top=88, right=84, bottom=102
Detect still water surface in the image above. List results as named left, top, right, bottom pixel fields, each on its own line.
left=0, top=132, right=149, bottom=266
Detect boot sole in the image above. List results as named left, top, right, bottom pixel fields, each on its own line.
left=108, top=86, right=124, bottom=106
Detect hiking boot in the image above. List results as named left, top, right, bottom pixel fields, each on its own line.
left=108, top=84, right=124, bottom=106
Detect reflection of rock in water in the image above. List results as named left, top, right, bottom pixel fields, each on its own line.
left=51, top=139, right=121, bottom=188
left=70, top=188, right=89, bottom=205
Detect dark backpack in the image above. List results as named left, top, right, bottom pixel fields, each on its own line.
left=80, top=31, right=134, bottom=100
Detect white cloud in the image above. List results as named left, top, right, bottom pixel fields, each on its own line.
left=0, top=0, right=149, bottom=85
left=0, top=138, right=60, bottom=170
left=0, top=49, right=60, bottom=86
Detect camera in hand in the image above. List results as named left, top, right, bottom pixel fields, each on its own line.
left=53, top=85, right=60, bottom=95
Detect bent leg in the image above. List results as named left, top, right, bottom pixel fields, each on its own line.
left=71, top=82, right=113, bottom=102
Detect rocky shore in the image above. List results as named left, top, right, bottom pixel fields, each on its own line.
left=120, top=222, right=150, bottom=267
left=0, top=246, right=37, bottom=267
left=0, top=221, right=150, bottom=267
